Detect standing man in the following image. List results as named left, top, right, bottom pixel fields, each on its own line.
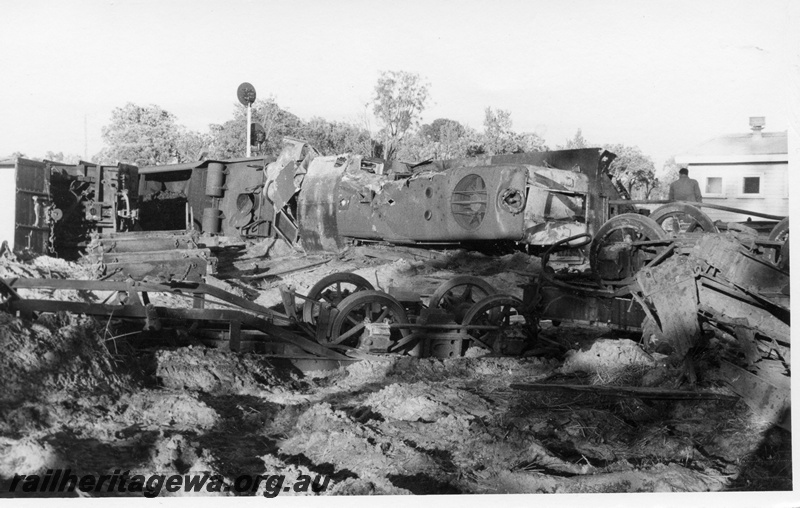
left=668, top=168, right=703, bottom=202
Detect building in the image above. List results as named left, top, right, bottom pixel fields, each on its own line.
left=675, top=117, right=788, bottom=223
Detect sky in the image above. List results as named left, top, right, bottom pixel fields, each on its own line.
left=1, top=0, right=798, bottom=172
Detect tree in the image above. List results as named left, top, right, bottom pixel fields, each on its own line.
left=482, top=107, right=515, bottom=155
left=372, top=70, right=430, bottom=160
left=479, top=108, right=547, bottom=155
left=98, top=103, right=205, bottom=165
left=513, top=132, right=549, bottom=153
left=296, top=117, right=374, bottom=156
left=44, top=151, right=81, bottom=164
left=420, top=118, right=465, bottom=143
left=603, top=143, right=658, bottom=199
left=208, top=98, right=303, bottom=159
left=403, top=118, right=477, bottom=161
left=652, top=156, right=681, bottom=200
left=559, top=129, right=589, bottom=149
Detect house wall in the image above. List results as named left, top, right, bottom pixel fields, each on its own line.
left=686, top=161, right=788, bottom=222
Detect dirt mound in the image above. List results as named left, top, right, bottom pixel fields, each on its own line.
left=0, top=311, right=127, bottom=408
left=363, top=382, right=492, bottom=422
left=560, top=338, right=665, bottom=383
left=280, top=402, right=439, bottom=490
left=0, top=437, right=62, bottom=477
left=155, top=347, right=299, bottom=396
left=116, top=390, right=219, bottom=430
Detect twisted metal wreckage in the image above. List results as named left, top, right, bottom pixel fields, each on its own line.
left=1, top=139, right=790, bottom=424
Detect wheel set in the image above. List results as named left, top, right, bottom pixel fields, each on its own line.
left=299, top=272, right=534, bottom=356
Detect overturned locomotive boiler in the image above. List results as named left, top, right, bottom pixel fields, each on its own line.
left=260, top=138, right=630, bottom=253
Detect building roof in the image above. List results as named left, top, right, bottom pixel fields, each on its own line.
left=676, top=130, right=788, bottom=164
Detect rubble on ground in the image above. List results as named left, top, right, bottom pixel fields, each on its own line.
left=0, top=251, right=791, bottom=497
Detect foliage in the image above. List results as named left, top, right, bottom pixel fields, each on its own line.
left=98, top=103, right=205, bottom=165
left=476, top=107, right=548, bottom=155
left=208, top=98, right=304, bottom=159
left=602, top=143, right=658, bottom=199
left=44, top=151, right=81, bottom=164
left=296, top=117, right=375, bottom=157
left=552, top=129, right=658, bottom=199
left=372, top=71, right=430, bottom=160
left=652, top=156, right=681, bottom=199
left=559, top=128, right=589, bottom=149
left=514, top=132, right=549, bottom=153
left=397, top=118, right=479, bottom=161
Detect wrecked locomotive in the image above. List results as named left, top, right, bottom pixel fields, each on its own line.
left=135, top=137, right=634, bottom=267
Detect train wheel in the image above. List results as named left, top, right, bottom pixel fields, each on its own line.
left=650, top=203, right=717, bottom=235
left=328, top=290, right=410, bottom=347
left=590, top=213, right=669, bottom=281
left=302, top=272, right=374, bottom=325
left=461, top=294, right=533, bottom=355
left=428, top=275, right=497, bottom=323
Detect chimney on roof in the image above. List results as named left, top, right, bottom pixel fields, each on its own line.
left=749, top=116, right=765, bottom=138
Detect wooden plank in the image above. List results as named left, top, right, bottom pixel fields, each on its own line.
left=510, top=382, right=739, bottom=401
left=243, top=258, right=331, bottom=281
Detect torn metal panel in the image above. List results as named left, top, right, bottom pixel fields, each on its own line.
left=697, top=283, right=790, bottom=346
left=691, top=234, right=789, bottom=309
left=523, top=167, right=590, bottom=246
left=297, top=154, right=350, bottom=251
left=261, top=138, right=319, bottom=244
left=636, top=255, right=700, bottom=358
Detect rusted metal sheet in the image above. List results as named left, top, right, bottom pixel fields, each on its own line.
left=297, top=154, right=347, bottom=251
left=691, top=234, right=789, bottom=309
left=635, top=255, right=700, bottom=358
left=261, top=139, right=318, bottom=245
left=697, top=283, right=790, bottom=345
left=523, top=167, right=590, bottom=246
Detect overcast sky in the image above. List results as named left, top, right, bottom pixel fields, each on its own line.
left=1, top=0, right=797, bottom=171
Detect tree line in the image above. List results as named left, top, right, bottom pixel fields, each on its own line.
left=22, top=70, right=672, bottom=199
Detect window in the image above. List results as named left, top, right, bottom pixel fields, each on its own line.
left=743, top=176, right=760, bottom=195
left=705, top=177, right=722, bottom=195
